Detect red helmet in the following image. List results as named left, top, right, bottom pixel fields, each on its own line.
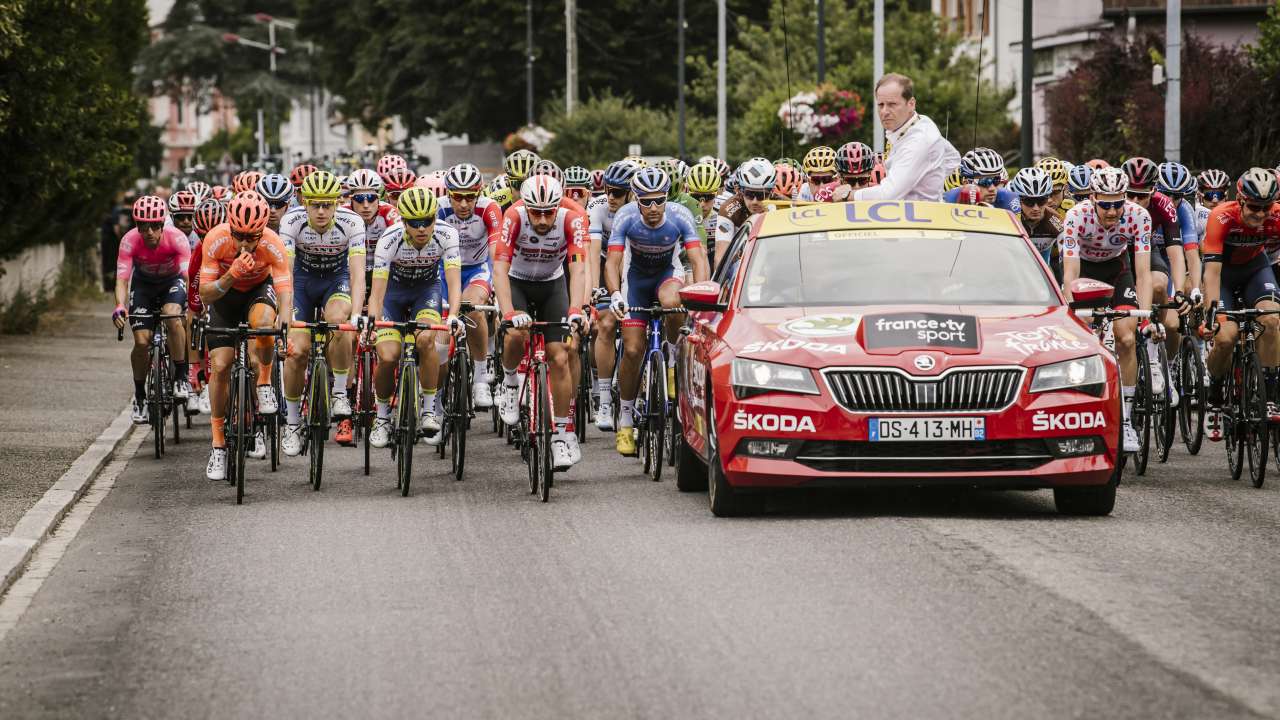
left=132, top=195, right=167, bottom=223
left=289, top=164, right=318, bottom=188
left=955, top=184, right=983, bottom=205
left=377, top=154, right=407, bottom=178
left=835, top=142, right=875, bottom=175
left=210, top=185, right=231, bottom=202
left=1121, top=157, right=1159, bottom=191
left=383, top=166, right=417, bottom=192
left=193, top=200, right=227, bottom=236
left=227, top=194, right=270, bottom=234
left=590, top=169, right=605, bottom=193
left=169, top=190, right=197, bottom=214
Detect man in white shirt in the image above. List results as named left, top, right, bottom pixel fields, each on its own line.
left=853, top=73, right=960, bottom=203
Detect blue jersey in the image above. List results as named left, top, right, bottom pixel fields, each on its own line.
left=944, top=187, right=1021, bottom=214
left=1158, top=198, right=1199, bottom=250
left=608, top=202, right=702, bottom=276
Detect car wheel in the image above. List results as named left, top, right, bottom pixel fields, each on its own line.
left=1053, top=458, right=1120, bottom=516
left=707, top=401, right=759, bottom=517
left=675, top=426, right=708, bottom=493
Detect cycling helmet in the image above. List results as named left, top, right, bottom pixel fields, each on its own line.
left=870, top=162, right=886, bottom=185
left=943, top=167, right=962, bottom=192
left=589, top=169, right=605, bottom=193
left=289, top=164, right=318, bottom=188
left=168, top=190, right=196, bottom=214
left=657, top=158, right=689, bottom=184
left=602, top=160, right=638, bottom=189
left=737, top=158, right=777, bottom=192
left=193, top=200, right=226, bottom=235
left=1197, top=168, right=1230, bottom=191
left=209, top=185, right=231, bottom=203
left=835, top=141, right=875, bottom=175
left=185, top=181, right=211, bottom=204
left=1237, top=168, right=1279, bottom=204
left=1067, top=164, right=1093, bottom=194
left=396, top=187, right=439, bottom=221
left=563, top=165, right=592, bottom=189
left=686, top=162, right=723, bottom=194
left=504, top=149, right=540, bottom=183
left=232, top=170, right=262, bottom=194
left=960, top=147, right=1004, bottom=178
left=227, top=193, right=270, bottom=233
left=256, top=173, right=293, bottom=203
left=955, top=184, right=984, bottom=205
left=1086, top=158, right=1111, bottom=171
left=803, top=145, right=837, bottom=176
left=299, top=170, right=344, bottom=200
left=376, top=154, right=407, bottom=177
left=532, top=159, right=563, bottom=185
left=521, top=175, right=564, bottom=210
left=1090, top=166, right=1129, bottom=195
left=442, top=163, right=482, bottom=192
left=623, top=154, right=649, bottom=169
left=345, top=168, right=384, bottom=193
left=1157, top=162, right=1195, bottom=197
left=774, top=164, right=803, bottom=199
left=1121, top=157, right=1158, bottom=191
left=1035, top=157, right=1069, bottom=189
left=484, top=173, right=511, bottom=198
left=709, top=157, right=731, bottom=180
left=415, top=172, right=448, bottom=198
left=1008, top=167, right=1054, bottom=198
left=724, top=172, right=739, bottom=194
left=382, top=166, right=417, bottom=192
left=132, top=195, right=167, bottom=222
left=774, top=156, right=802, bottom=171
left=630, top=167, right=671, bottom=197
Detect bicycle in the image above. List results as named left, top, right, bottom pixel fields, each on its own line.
left=290, top=319, right=361, bottom=492
left=1171, top=305, right=1207, bottom=456
left=1146, top=299, right=1186, bottom=466
left=120, top=312, right=186, bottom=459
left=574, top=305, right=595, bottom=444
left=203, top=323, right=284, bottom=504
left=501, top=319, right=573, bottom=503
left=374, top=319, right=451, bottom=496
left=352, top=324, right=377, bottom=476
left=1205, top=304, right=1279, bottom=488
left=1074, top=304, right=1153, bottom=480
left=630, top=305, right=688, bottom=482
left=437, top=302, right=495, bottom=481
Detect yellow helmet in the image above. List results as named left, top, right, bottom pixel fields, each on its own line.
left=504, top=150, right=539, bottom=184
left=802, top=146, right=837, bottom=176
left=483, top=175, right=515, bottom=207
left=623, top=154, right=649, bottom=169
left=944, top=167, right=963, bottom=192
left=300, top=170, right=343, bottom=200
left=396, top=187, right=439, bottom=221
left=686, top=162, right=723, bottom=195
left=1036, top=156, right=1069, bottom=189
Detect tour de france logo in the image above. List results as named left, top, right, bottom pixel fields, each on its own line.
left=778, top=313, right=862, bottom=338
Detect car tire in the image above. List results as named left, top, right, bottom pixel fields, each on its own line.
left=1053, top=456, right=1120, bottom=516
left=707, top=401, right=759, bottom=517
left=675, top=431, right=708, bottom=492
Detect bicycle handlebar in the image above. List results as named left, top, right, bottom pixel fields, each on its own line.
left=289, top=320, right=362, bottom=333
left=1074, top=308, right=1153, bottom=320
left=458, top=301, right=500, bottom=314
left=372, top=319, right=451, bottom=333
left=203, top=324, right=285, bottom=338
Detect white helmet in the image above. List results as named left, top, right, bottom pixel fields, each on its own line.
left=346, top=169, right=384, bottom=193
left=1008, top=167, right=1053, bottom=198
left=960, top=147, right=1005, bottom=178
left=445, top=163, right=483, bottom=191
left=1090, top=167, right=1129, bottom=195
left=521, top=175, right=563, bottom=211
left=736, top=158, right=777, bottom=192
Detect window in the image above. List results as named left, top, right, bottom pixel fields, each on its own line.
left=1034, top=48, right=1055, bottom=78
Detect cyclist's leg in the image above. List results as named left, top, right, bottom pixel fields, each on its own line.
left=127, top=279, right=160, bottom=406
left=1241, top=263, right=1280, bottom=411
left=618, top=271, right=660, bottom=425
left=205, top=290, right=249, bottom=451
left=283, top=273, right=319, bottom=426
left=410, top=284, right=445, bottom=424
left=161, top=276, right=189, bottom=381
left=461, top=265, right=492, bottom=375
left=321, top=274, right=354, bottom=401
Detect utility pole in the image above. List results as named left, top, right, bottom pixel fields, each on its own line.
left=817, top=0, right=826, bottom=84
left=717, top=0, right=726, bottom=161
left=1165, top=0, right=1181, bottom=161
left=873, top=0, right=884, bottom=152
left=1020, top=0, right=1033, bottom=165
left=526, top=0, right=535, bottom=126
left=677, top=0, right=686, bottom=158
left=565, top=0, right=577, bottom=115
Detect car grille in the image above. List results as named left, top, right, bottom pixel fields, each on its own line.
left=794, top=439, right=1052, bottom=473
left=823, top=367, right=1024, bottom=414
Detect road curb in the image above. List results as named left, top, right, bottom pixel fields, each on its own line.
left=0, top=405, right=135, bottom=596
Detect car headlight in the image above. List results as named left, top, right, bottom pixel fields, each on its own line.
left=731, top=359, right=819, bottom=399
left=1030, top=354, right=1106, bottom=396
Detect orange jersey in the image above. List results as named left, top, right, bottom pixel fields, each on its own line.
left=200, top=224, right=293, bottom=293
left=1200, top=202, right=1280, bottom=265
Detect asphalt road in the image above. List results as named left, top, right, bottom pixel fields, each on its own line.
left=1, top=408, right=1278, bottom=719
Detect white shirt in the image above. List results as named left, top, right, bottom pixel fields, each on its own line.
left=853, top=112, right=960, bottom=202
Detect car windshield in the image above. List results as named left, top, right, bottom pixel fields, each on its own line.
left=738, top=230, right=1059, bottom=307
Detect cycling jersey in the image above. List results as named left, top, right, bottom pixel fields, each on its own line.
left=116, top=226, right=191, bottom=284
left=587, top=194, right=619, bottom=256
left=671, top=192, right=708, bottom=244
left=608, top=202, right=701, bottom=277
left=1200, top=202, right=1280, bottom=265
left=278, top=206, right=367, bottom=274
left=1020, top=213, right=1063, bottom=258
left=185, top=229, right=200, bottom=251
left=944, top=187, right=1021, bottom=213
left=348, top=201, right=401, bottom=250
left=1170, top=198, right=1198, bottom=250
left=437, top=194, right=502, bottom=267
left=199, top=226, right=292, bottom=294
left=1144, top=192, right=1184, bottom=249
left=1060, top=200, right=1152, bottom=263
left=372, top=222, right=461, bottom=285
left=495, top=205, right=589, bottom=282
left=715, top=194, right=753, bottom=256
left=1194, top=203, right=1212, bottom=245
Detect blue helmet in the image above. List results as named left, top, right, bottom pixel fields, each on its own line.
left=631, top=167, right=670, bottom=196
left=1067, top=164, right=1093, bottom=194
left=255, top=173, right=293, bottom=203
left=603, top=160, right=638, bottom=190
left=1157, top=162, right=1196, bottom=197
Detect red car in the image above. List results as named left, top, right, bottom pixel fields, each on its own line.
left=675, top=200, right=1124, bottom=517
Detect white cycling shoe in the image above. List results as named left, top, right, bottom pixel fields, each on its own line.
left=256, top=385, right=278, bottom=415
left=552, top=438, right=575, bottom=471
left=197, top=386, right=211, bottom=415
left=473, top=382, right=494, bottom=409
left=563, top=433, right=582, bottom=465
left=282, top=423, right=304, bottom=457
left=206, top=448, right=227, bottom=481
left=175, top=378, right=192, bottom=400
left=247, top=430, right=267, bottom=459
left=331, top=394, right=352, bottom=418
left=1122, top=420, right=1140, bottom=453
left=131, top=398, right=148, bottom=425
left=499, top=385, right=520, bottom=426
left=422, top=412, right=443, bottom=445
left=370, top=418, right=392, bottom=448
left=595, top=403, right=614, bottom=431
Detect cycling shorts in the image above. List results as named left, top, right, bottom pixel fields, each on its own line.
left=510, top=276, right=570, bottom=344
left=1148, top=244, right=1170, bottom=277
left=622, top=266, right=683, bottom=327
left=456, top=261, right=493, bottom=297
left=377, top=280, right=442, bottom=345
left=1080, top=256, right=1137, bottom=311
left=293, top=267, right=351, bottom=324
left=1219, top=256, right=1279, bottom=311
left=207, top=281, right=277, bottom=350
left=128, top=275, right=186, bottom=331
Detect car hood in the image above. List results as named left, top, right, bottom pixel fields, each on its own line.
left=727, top=305, right=1102, bottom=369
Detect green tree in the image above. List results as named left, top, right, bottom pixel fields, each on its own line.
left=539, top=91, right=715, bottom=167
left=1248, top=0, right=1280, bottom=79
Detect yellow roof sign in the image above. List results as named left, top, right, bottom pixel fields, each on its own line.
left=756, top=200, right=1023, bottom=237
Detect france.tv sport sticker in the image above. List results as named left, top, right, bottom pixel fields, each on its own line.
left=863, top=312, right=979, bottom=350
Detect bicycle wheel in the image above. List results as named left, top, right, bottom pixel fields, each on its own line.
left=536, top=362, right=553, bottom=502
left=308, top=359, right=329, bottom=492
left=1178, top=335, right=1205, bottom=455
left=1154, top=343, right=1174, bottom=464
left=647, top=352, right=666, bottom=482
left=451, top=351, right=468, bottom=482
left=171, top=359, right=182, bottom=446
left=235, top=366, right=250, bottom=503
left=359, top=349, right=374, bottom=476
left=397, top=360, right=417, bottom=496
left=1226, top=355, right=1245, bottom=482
left=268, top=412, right=279, bottom=472
left=225, top=365, right=241, bottom=491
left=1133, top=340, right=1152, bottom=476
left=1243, top=353, right=1268, bottom=488
left=150, top=344, right=164, bottom=459
left=576, top=340, right=591, bottom=443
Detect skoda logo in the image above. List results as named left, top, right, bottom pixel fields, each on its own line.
left=913, top=355, right=936, bottom=371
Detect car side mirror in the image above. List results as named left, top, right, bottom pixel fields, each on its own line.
left=1068, top=278, right=1114, bottom=310
left=680, top=281, right=727, bottom=313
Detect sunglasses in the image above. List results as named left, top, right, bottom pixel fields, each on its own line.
left=404, top=217, right=434, bottom=229
left=606, top=188, right=629, bottom=199
left=1203, top=191, right=1226, bottom=201
left=1242, top=201, right=1272, bottom=214
left=173, top=213, right=194, bottom=221
left=1126, top=192, right=1151, bottom=201
left=637, top=196, right=666, bottom=208
left=1073, top=193, right=1092, bottom=202
left=136, top=221, right=163, bottom=232
left=448, top=191, right=479, bottom=200
left=691, top=193, right=716, bottom=202
left=351, top=193, right=379, bottom=204
left=843, top=175, right=872, bottom=187
left=232, top=230, right=263, bottom=243
left=743, top=190, right=768, bottom=201
left=528, top=207, right=558, bottom=219
left=308, top=200, right=337, bottom=209
left=1095, top=199, right=1126, bottom=211
left=1019, top=196, right=1050, bottom=207
left=973, top=177, right=1001, bottom=188
left=267, top=199, right=289, bottom=209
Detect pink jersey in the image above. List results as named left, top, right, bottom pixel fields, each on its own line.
left=116, top=226, right=191, bottom=283
left=813, top=180, right=844, bottom=203
left=1060, top=200, right=1152, bottom=263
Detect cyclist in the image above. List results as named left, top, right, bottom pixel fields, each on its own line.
left=198, top=194, right=293, bottom=481
left=504, top=149, right=539, bottom=190
left=589, top=168, right=606, bottom=199
left=1200, top=168, right=1280, bottom=438
left=563, top=165, right=593, bottom=206
left=798, top=146, right=837, bottom=201
left=279, top=170, right=367, bottom=457
left=1067, top=164, right=1093, bottom=205
left=188, top=200, right=227, bottom=415
left=587, top=160, right=638, bottom=429
left=484, top=174, right=516, bottom=211
left=493, top=175, right=590, bottom=469
left=254, top=173, right=293, bottom=233
left=1007, top=167, right=1062, bottom=273
left=186, top=181, right=211, bottom=206
left=113, top=196, right=193, bottom=423
left=715, top=158, right=774, bottom=267
left=773, top=163, right=803, bottom=201
left=383, top=166, right=417, bottom=206
left=686, top=162, right=724, bottom=252
left=232, top=170, right=263, bottom=195
left=606, top=167, right=708, bottom=457
left=376, top=154, right=407, bottom=180
left=1059, top=166, right=1154, bottom=452
left=944, top=148, right=1019, bottom=211
left=289, top=163, right=318, bottom=208
left=367, top=187, right=465, bottom=448
left=1196, top=168, right=1231, bottom=241
left=416, top=171, right=448, bottom=198
left=817, top=141, right=876, bottom=202
left=437, top=162, right=503, bottom=408
left=1035, top=156, right=1072, bottom=218
left=168, top=191, right=198, bottom=249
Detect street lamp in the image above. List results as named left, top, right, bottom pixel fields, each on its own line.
left=222, top=31, right=287, bottom=162
left=252, top=14, right=318, bottom=159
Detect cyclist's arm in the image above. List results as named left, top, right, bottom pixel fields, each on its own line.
left=1166, top=241, right=1187, bottom=297
left=114, top=232, right=137, bottom=310
left=493, top=209, right=519, bottom=317
left=1134, top=250, right=1152, bottom=312
left=1058, top=228, right=1079, bottom=301
left=262, top=235, right=293, bottom=330
left=368, top=235, right=391, bottom=320
left=480, top=200, right=503, bottom=260
left=198, top=235, right=235, bottom=305
left=1202, top=262, right=1221, bottom=313
left=443, top=230, right=463, bottom=320
left=565, top=212, right=589, bottom=310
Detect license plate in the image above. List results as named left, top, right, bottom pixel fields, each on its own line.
left=869, top=417, right=986, bottom=442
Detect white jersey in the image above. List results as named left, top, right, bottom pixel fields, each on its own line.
left=1059, top=200, right=1153, bottom=263
left=496, top=205, right=589, bottom=282
left=1194, top=202, right=1212, bottom=246
left=587, top=195, right=618, bottom=258
left=437, top=194, right=502, bottom=267
left=712, top=189, right=733, bottom=215
left=372, top=222, right=460, bottom=285
left=279, top=206, right=367, bottom=273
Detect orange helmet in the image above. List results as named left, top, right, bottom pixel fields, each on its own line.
left=232, top=170, right=263, bottom=194
left=289, top=164, right=318, bottom=188
left=383, top=166, right=417, bottom=192
left=227, top=193, right=270, bottom=234
left=209, top=185, right=232, bottom=203
left=1086, top=158, right=1111, bottom=171
left=773, top=163, right=803, bottom=199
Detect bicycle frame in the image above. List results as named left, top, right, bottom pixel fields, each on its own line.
left=204, top=323, right=284, bottom=504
